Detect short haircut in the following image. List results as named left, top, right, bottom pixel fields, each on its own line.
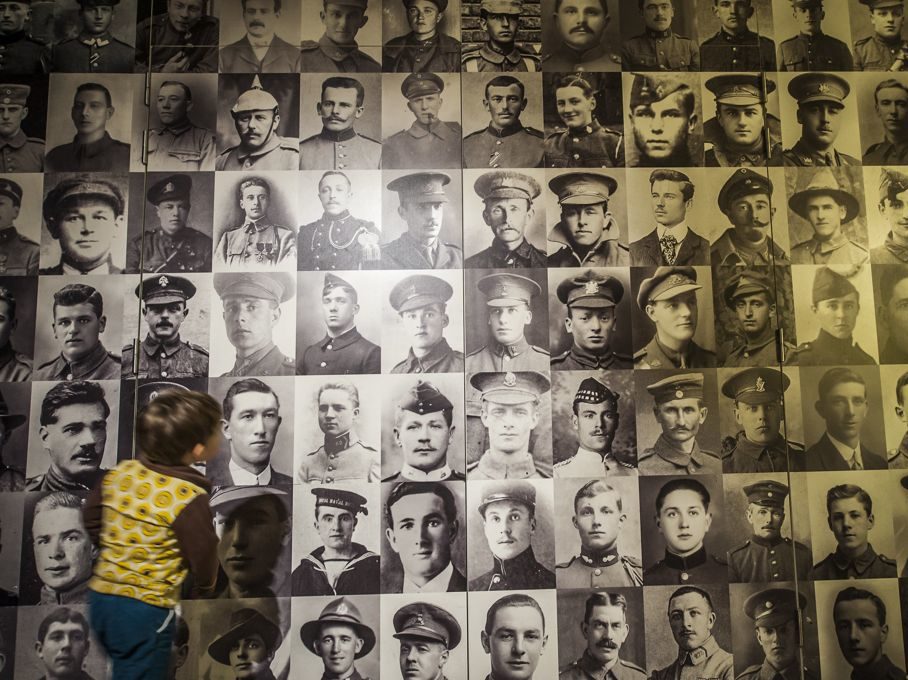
left=484, top=593, right=545, bottom=635
left=878, top=265, right=908, bottom=304
left=159, top=80, right=192, bottom=100
left=53, top=283, right=103, bottom=318
left=817, top=367, right=865, bottom=401
left=554, top=0, right=608, bottom=13
left=238, top=176, right=271, bottom=199
left=318, top=382, right=360, bottom=408
left=385, top=481, right=457, bottom=527
left=826, top=483, right=873, bottom=516
left=650, top=168, right=694, bottom=201
left=574, top=480, right=622, bottom=513
left=37, top=607, right=89, bottom=644
left=321, top=76, right=365, bottom=107
left=669, top=585, right=713, bottom=613
left=223, top=378, right=279, bottom=421
left=655, top=478, right=710, bottom=514
left=554, top=74, right=595, bottom=98
left=319, top=170, right=352, bottom=190
left=136, top=389, right=221, bottom=465
left=875, top=78, right=908, bottom=105
left=34, top=491, right=83, bottom=520
left=584, top=592, right=626, bottom=623
left=75, top=82, right=112, bottom=108
left=638, top=0, right=670, bottom=8
left=834, top=586, right=887, bottom=626
left=0, top=286, right=17, bottom=318
left=896, top=371, right=908, bottom=406
left=485, top=75, right=526, bottom=101
left=242, top=0, right=281, bottom=11
left=40, top=381, right=110, bottom=427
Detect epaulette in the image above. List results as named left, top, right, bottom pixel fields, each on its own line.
left=466, top=460, right=480, bottom=470
left=281, top=355, right=295, bottom=367
left=443, top=241, right=462, bottom=250
left=555, top=555, right=576, bottom=569
left=16, top=233, right=39, bottom=246
left=614, top=351, right=633, bottom=362
left=121, top=343, right=133, bottom=354
left=879, top=553, right=897, bottom=566
left=358, top=441, right=378, bottom=452
left=108, top=351, right=122, bottom=362
left=25, top=136, right=44, bottom=145
left=536, top=466, right=552, bottom=478
left=358, top=132, right=380, bottom=144
left=603, top=127, right=623, bottom=139
left=381, top=472, right=401, bottom=483
left=550, top=350, right=570, bottom=364
left=36, top=358, right=56, bottom=369
left=278, top=141, right=300, bottom=152
left=524, top=126, right=544, bottom=138
left=529, top=345, right=549, bottom=356
left=721, top=436, right=737, bottom=457
left=552, top=457, right=571, bottom=468
left=787, top=440, right=805, bottom=451
left=189, top=343, right=209, bottom=356
left=711, top=552, right=728, bottom=566
left=632, top=347, right=647, bottom=360
left=888, top=448, right=901, bottom=462
left=300, top=40, right=320, bottom=51
left=621, top=554, right=642, bottom=568
left=700, top=447, right=721, bottom=460
left=636, top=447, right=655, bottom=461
left=463, top=128, right=485, bottom=140
left=728, top=540, right=750, bottom=556
left=217, top=145, right=238, bottom=157
left=854, top=36, right=872, bottom=47
left=618, top=657, right=646, bottom=674
left=735, top=664, right=763, bottom=680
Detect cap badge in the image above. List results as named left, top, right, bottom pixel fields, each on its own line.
left=504, top=372, right=517, bottom=387
left=164, top=182, right=174, bottom=193
left=755, top=377, right=765, bottom=392
left=675, top=389, right=684, bottom=399
left=421, top=182, right=435, bottom=193
left=406, top=284, right=418, bottom=299
left=818, top=83, right=830, bottom=94
left=336, top=602, right=349, bottom=616
left=158, top=275, right=169, bottom=287
left=495, top=284, right=510, bottom=298
left=584, top=280, right=599, bottom=295
left=414, top=614, right=424, bottom=626
left=149, top=389, right=160, bottom=401
left=767, top=491, right=773, bottom=497
left=765, top=601, right=774, bottom=609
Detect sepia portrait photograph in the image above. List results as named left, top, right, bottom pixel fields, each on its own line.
left=13, top=604, right=108, bottom=679
left=0, top=275, right=37, bottom=381
left=2, top=173, right=45, bottom=269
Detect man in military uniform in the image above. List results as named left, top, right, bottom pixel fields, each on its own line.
left=147, top=80, right=217, bottom=172
left=0, top=83, right=43, bottom=172
left=300, top=0, right=381, bottom=72
left=218, top=0, right=300, bottom=72
left=393, top=603, right=461, bottom=680
left=0, top=0, right=45, bottom=74
left=135, top=0, right=219, bottom=73
left=645, top=479, right=728, bottom=585
left=0, top=178, right=37, bottom=274
left=864, top=79, right=908, bottom=165
left=299, top=273, right=380, bottom=375
left=787, top=268, right=876, bottom=366
left=556, top=482, right=643, bottom=588
left=726, top=481, right=811, bottom=582
left=779, top=0, right=854, bottom=70
left=299, top=171, right=380, bottom=271
left=299, top=77, right=381, bottom=171
left=45, top=82, right=130, bottom=173
left=559, top=593, right=645, bottom=680
left=888, top=371, right=908, bottom=466
left=291, top=487, right=380, bottom=595
left=627, top=72, right=698, bottom=167
left=0, top=387, right=25, bottom=490
left=296, top=381, right=380, bottom=483
left=710, top=168, right=788, bottom=268
left=385, top=381, right=464, bottom=480
left=789, top=170, right=869, bottom=265
left=466, top=171, right=547, bottom=268
left=389, top=275, right=464, bottom=374
left=382, top=72, right=461, bottom=169
left=638, top=373, right=721, bottom=475
left=467, top=371, right=550, bottom=480
left=206, top=607, right=281, bottom=679
left=481, top=594, right=550, bottom=680
left=382, top=172, right=463, bottom=269
left=544, top=0, right=620, bottom=71
left=462, top=0, right=540, bottom=72
left=216, top=76, right=299, bottom=171
left=35, top=284, right=120, bottom=381
left=462, top=75, right=544, bottom=168
left=121, top=275, right=208, bottom=380
left=300, top=597, right=376, bottom=680
left=547, top=172, right=628, bottom=266
left=552, top=271, right=632, bottom=370
left=215, top=177, right=296, bottom=269
left=214, top=271, right=295, bottom=377
left=382, top=0, right=461, bottom=72
left=126, top=174, right=213, bottom=274
left=703, top=74, right=783, bottom=167
left=834, top=587, right=907, bottom=679
left=812, top=484, right=897, bottom=579
left=0, top=286, right=30, bottom=381
left=634, top=266, right=716, bottom=369
left=622, top=0, right=698, bottom=70
left=873, top=167, right=908, bottom=263
left=45, top=0, right=134, bottom=72
left=699, top=0, right=777, bottom=70
left=720, top=269, right=791, bottom=366
left=470, top=481, right=555, bottom=590
left=544, top=74, right=624, bottom=168
left=737, top=589, right=817, bottom=680
left=783, top=73, right=860, bottom=167
left=854, top=0, right=908, bottom=71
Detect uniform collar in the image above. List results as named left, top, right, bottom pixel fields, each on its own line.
left=402, top=337, right=456, bottom=373
left=39, top=463, right=103, bottom=492
left=319, top=127, right=358, bottom=142
left=79, top=32, right=111, bottom=45
left=789, top=138, right=845, bottom=167
left=400, top=462, right=455, bottom=481
left=749, top=532, right=785, bottom=548
left=549, top=220, right=619, bottom=253
left=738, top=327, right=776, bottom=354
left=564, top=344, right=618, bottom=369
left=491, top=236, right=534, bottom=259
left=882, top=232, right=908, bottom=262
left=718, top=27, right=757, bottom=42
left=554, top=42, right=609, bottom=64
left=645, top=28, right=673, bottom=39
left=0, top=129, right=26, bottom=149
left=653, top=434, right=707, bottom=471
left=873, top=33, right=905, bottom=47
left=812, top=329, right=859, bottom=354
left=61, top=254, right=115, bottom=275
left=832, top=544, right=878, bottom=575
left=479, top=41, right=524, bottom=65
left=486, top=121, right=525, bottom=138
left=55, top=342, right=113, bottom=379
left=565, top=120, right=603, bottom=137
left=802, top=231, right=849, bottom=255
left=236, top=133, right=286, bottom=163
left=0, top=31, right=26, bottom=45
left=318, top=33, right=362, bottom=60
left=70, top=131, right=117, bottom=158
left=733, top=431, right=787, bottom=460
left=233, top=341, right=278, bottom=369
left=407, top=118, right=457, bottom=141
left=325, top=431, right=353, bottom=454
left=579, top=543, right=620, bottom=566
left=156, top=120, right=193, bottom=136
left=40, top=578, right=90, bottom=605
left=711, top=228, right=783, bottom=267
left=0, top=226, right=16, bottom=240
left=662, top=545, right=707, bottom=571
left=321, top=326, right=363, bottom=350
left=853, top=654, right=898, bottom=680
left=477, top=450, right=538, bottom=478
left=492, top=546, right=541, bottom=577
left=577, top=650, right=614, bottom=680
left=678, top=635, right=720, bottom=666
left=491, top=336, right=529, bottom=357
left=142, top=333, right=183, bottom=356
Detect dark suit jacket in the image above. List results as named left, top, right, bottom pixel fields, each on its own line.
left=799, top=433, right=886, bottom=472
left=629, top=229, right=711, bottom=266
left=383, top=563, right=467, bottom=593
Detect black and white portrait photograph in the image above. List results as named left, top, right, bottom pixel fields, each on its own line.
left=299, top=0, right=382, bottom=70
left=143, top=74, right=219, bottom=173
left=13, top=605, right=107, bottom=679
left=888, top=470, right=908, bottom=572
left=847, top=0, right=908, bottom=72
left=619, top=0, right=698, bottom=71
left=0, top=275, right=37, bottom=382
left=0, top=76, right=47, bottom=175
left=539, top=0, right=622, bottom=71
left=867, top=165, right=908, bottom=265
left=217, top=0, right=302, bottom=72
left=42, top=0, right=137, bottom=73
left=0, top=173, right=44, bottom=276
left=772, top=0, right=854, bottom=71
left=460, top=0, right=543, bottom=72
left=0, top=493, right=24, bottom=600
left=696, top=0, right=777, bottom=71
left=880, top=363, right=908, bottom=464
left=382, top=0, right=462, bottom=73
left=854, top=72, right=908, bottom=165
left=0, top=384, right=29, bottom=491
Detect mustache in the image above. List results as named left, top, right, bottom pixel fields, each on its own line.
left=597, top=640, right=619, bottom=650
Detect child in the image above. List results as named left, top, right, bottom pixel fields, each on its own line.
left=83, top=390, right=222, bottom=679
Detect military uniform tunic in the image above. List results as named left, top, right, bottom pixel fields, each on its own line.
left=0, top=32, right=45, bottom=74
left=864, top=138, right=908, bottom=165
left=380, top=233, right=463, bottom=269
left=299, top=34, right=381, bottom=73
left=214, top=223, right=296, bottom=269
left=382, top=31, right=461, bottom=72
left=291, top=543, right=380, bottom=596
left=705, top=138, right=783, bottom=167
left=621, top=30, right=699, bottom=71
left=121, top=334, right=209, bottom=379
left=543, top=43, right=620, bottom=71
left=554, top=447, right=637, bottom=478
left=0, top=225, right=38, bottom=275
left=467, top=450, right=550, bottom=479
left=0, top=343, right=31, bottom=381
left=560, top=654, right=646, bottom=680
left=854, top=34, right=907, bottom=70
left=651, top=638, right=734, bottom=680
left=0, top=462, right=24, bottom=491
left=782, top=139, right=860, bottom=167
left=466, top=337, right=549, bottom=373
left=811, top=544, right=897, bottom=580
left=34, top=343, right=121, bottom=381
left=223, top=343, right=295, bottom=377
left=296, top=433, right=380, bottom=483
left=790, top=235, right=869, bottom=265
left=146, top=123, right=217, bottom=172
left=556, top=548, right=643, bottom=589
left=780, top=33, right=854, bottom=71
left=390, top=338, right=464, bottom=374
left=645, top=546, right=728, bottom=585
left=469, top=547, right=555, bottom=590
left=0, top=130, right=43, bottom=172
left=727, top=535, right=811, bottom=583
left=633, top=337, right=716, bottom=370
left=544, top=121, right=624, bottom=168
left=785, top=330, right=875, bottom=366
left=26, top=466, right=107, bottom=493
left=135, top=14, right=219, bottom=73
left=46, top=34, right=135, bottom=72
left=219, top=35, right=301, bottom=73
left=722, top=433, right=802, bottom=474
left=216, top=134, right=299, bottom=171
left=551, top=345, right=633, bottom=370
left=126, top=226, right=213, bottom=273
left=710, top=228, right=789, bottom=268
left=298, top=128, right=381, bottom=170
left=299, top=328, right=380, bottom=375
left=461, top=43, right=540, bottom=72
left=465, top=238, right=547, bottom=269
left=720, top=332, right=790, bottom=368
left=699, top=29, right=777, bottom=71
left=888, top=432, right=908, bottom=468
left=45, top=133, right=129, bottom=173
left=548, top=223, right=630, bottom=267
left=298, top=212, right=380, bottom=271
left=382, top=119, right=462, bottom=169
left=850, top=655, right=906, bottom=680
left=638, top=435, right=721, bottom=475
left=462, top=122, right=544, bottom=168
left=872, top=233, right=908, bottom=263
left=736, top=660, right=817, bottom=680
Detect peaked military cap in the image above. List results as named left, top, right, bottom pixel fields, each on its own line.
left=480, top=0, right=522, bottom=13
left=78, top=0, right=120, bottom=6
left=470, top=370, right=550, bottom=404
left=327, top=0, right=368, bottom=7
left=556, top=270, right=623, bottom=308
left=135, top=274, right=196, bottom=304
left=789, top=169, right=860, bottom=224
left=401, top=72, right=444, bottom=99
left=705, top=74, right=773, bottom=107
left=398, top=380, right=454, bottom=415
left=44, top=177, right=124, bottom=236
left=323, top=272, right=356, bottom=296
left=791, top=0, right=822, bottom=7
left=744, top=588, right=806, bottom=629
left=231, top=75, right=279, bottom=115
left=0, top=178, right=22, bottom=206
left=388, top=172, right=451, bottom=204
left=137, top=381, right=189, bottom=410
left=742, top=480, right=790, bottom=509
left=629, top=73, right=690, bottom=108
left=208, top=608, right=281, bottom=665
left=812, top=266, right=858, bottom=304
left=718, top=168, right=773, bottom=214
left=636, top=266, right=700, bottom=309
left=393, top=602, right=462, bottom=649
left=721, top=367, right=790, bottom=404
left=405, top=0, right=446, bottom=10
left=390, top=274, right=453, bottom=313
left=210, top=485, right=288, bottom=516
left=788, top=72, right=850, bottom=107
left=478, top=272, right=541, bottom=307
left=646, top=373, right=704, bottom=404
left=214, top=272, right=295, bottom=305
left=548, top=172, right=617, bottom=206
left=0, top=83, right=29, bottom=107
left=474, top=171, right=541, bottom=202
left=879, top=167, right=908, bottom=204
left=312, top=487, right=368, bottom=515
left=859, top=0, right=902, bottom=10
left=300, top=598, right=376, bottom=658
left=147, top=174, right=191, bottom=205
left=478, top=480, right=536, bottom=516
left=0, top=387, right=25, bottom=430
left=573, top=377, right=618, bottom=407
left=723, top=269, right=774, bottom=308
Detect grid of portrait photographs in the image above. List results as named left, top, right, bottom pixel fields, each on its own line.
left=7, top=0, right=908, bottom=679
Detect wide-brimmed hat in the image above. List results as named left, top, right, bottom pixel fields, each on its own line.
left=207, top=608, right=281, bottom=665
left=299, top=598, right=375, bottom=658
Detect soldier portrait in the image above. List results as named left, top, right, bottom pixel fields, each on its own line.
left=297, top=596, right=378, bottom=680
left=44, top=0, right=135, bottom=73
left=386, top=601, right=463, bottom=680
left=0, top=178, right=37, bottom=275
left=0, top=280, right=33, bottom=381
left=468, top=479, right=556, bottom=590
left=210, top=485, right=291, bottom=598
left=0, top=83, right=44, bottom=173
left=218, top=0, right=301, bottom=73
left=462, top=73, right=545, bottom=169
left=885, top=369, right=908, bottom=466
left=292, top=484, right=381, bottom=596
left=698, top=0, right=777, bottom=71
left=299, top=76, right=382, bottom=172
left=625, top=72, right=701, bottom=168
left=382, top=0, right=462, bottom=72
left=212, top=271, right=296, bottom=378
left=0, top=0, right=44, bottom=75
left=703, top=74, right=783, bottom=168
left=382, top=481, right=467, bottom=592
left=621, top=0, right=698, bottom=71
left=168, top=614, right=190, bottom=680
left=718, top=269, right=787, bottom=367
left=295, top=379, right=381, bottom=484
left=382, top=171, right=464, bottom=270
left=853, top=0, right=908, bottom=71
left=135, top=0, right=219, bottom=73
left=541, top=0, right=621, bottom=71
left=146, top=77, right=218, bottom=172
left=45, top=79, right=130, bottom=173
left=461, top=0, right=541, bottom=72
left=0, top=386, right=26, bottom=490
left=862, top=79, right=908, bottom=165
left=778, top=0, right=854, bottom=70
left=382, top=72, right=462, bottom=170
left=555, top=479, right=643, bottom=588
left=216, top=74, right=299, bottom=172
left=126, top=173, right=213, bottom=274
left=18, top=607, right=103, bottom=680
left=299, top=0, right=382, bottom=73
left=872, top=167, right=908, bottom=264
left=465, top=170, right=547, bottom=269
left=206, top=607, right=284, bottom=680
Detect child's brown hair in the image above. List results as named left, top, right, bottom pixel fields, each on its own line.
left=136, top=390, right=221, bottom=465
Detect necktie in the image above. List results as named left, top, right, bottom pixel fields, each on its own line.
left=660, top=235, right=678, bottom=265
left=423, top=246, right=435, bottom=266
left=850, top=451, right=863, bottom=471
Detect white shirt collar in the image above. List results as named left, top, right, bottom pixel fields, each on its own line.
left=574, top=446, right=606, bottom=462
left=228, top=457, right=273, bottom=486
left=656, top=220, right=689, bottom=243
left=403, top=561, right=453, bottom=594
left=827, top=433, right=863, bottom=468
left=62, top=258, right=112, bottom=275
left=400, top=463, right=454, bottom=481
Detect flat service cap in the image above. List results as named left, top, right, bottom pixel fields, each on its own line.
left=0, top=83, right=29, bottom=106
left=312, top=487, right=368, bottom=515
left=636, top=266, right=700, bottom=309
left=556, top=270, right=623, bottom=308
left=705, top=74, right=773, bottom=107
left=401, top=72, right=444, bottom=99
left=478, top=480, right=536, bottom=516
left=214, top=272, right=295, bottom=305
left=147, top=174, right=191, bottom=205
left=474, top=171, right=541, bottom=202
left=387, top=172, right=451, bottom=204
left=548, top=172, right=617, bottom=206
left=742, top=479, right=790, bottom=508
left=135, top=274, right=196, bottom=304
left=787, top=72, right=850, bottom=107
left=0, top=178, right=22, bottom=206
left=478, top=273, right=541, bottom=307
left=390, top=274, right=453, bottom=313
left=470, top=370, right=550, bottom=405
left=744, top=588, right=806, bottom=629
left=723, top=269, right=774, bottom=308
left=393, top=602, right=462, bottom=649
left=646, top=373, right=704, bottom=404
left=721, top=367, right=790, bottom=404
left=718, top=168, right=773, bottom=214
